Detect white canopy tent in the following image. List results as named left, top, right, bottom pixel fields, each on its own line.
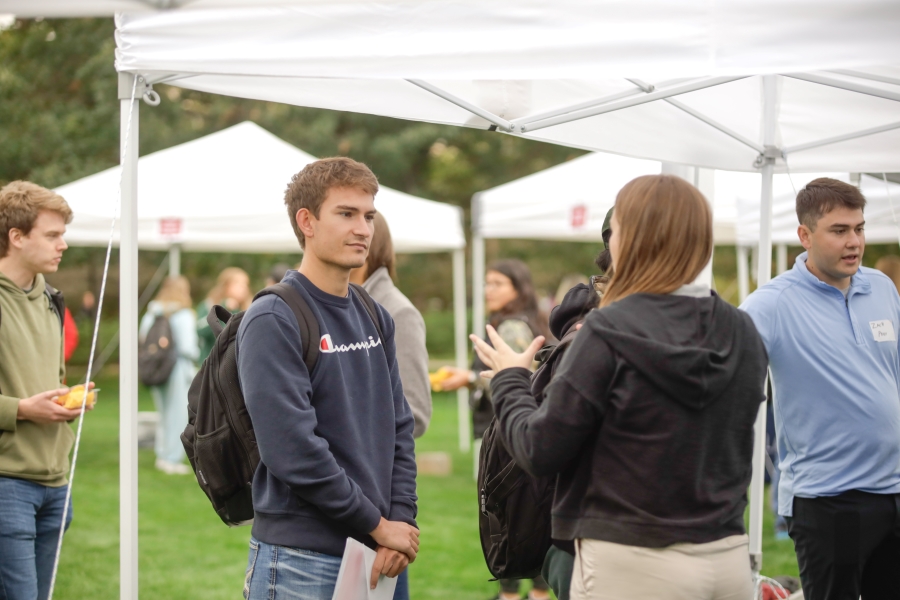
left=56, top=121, right=465, bottom=255
left=108, top=5, right=900, bottom=592
left=11, top=2, right=900, bottom=596
left=471, top=153, right=749, bottom=340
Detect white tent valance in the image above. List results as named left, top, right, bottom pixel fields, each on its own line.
left=56, top=121, right=465, bottom=254
left=474, top=153, right=660, bottom=242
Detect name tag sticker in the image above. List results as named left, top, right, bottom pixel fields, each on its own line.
left=869, top=320, right=897, bottom=343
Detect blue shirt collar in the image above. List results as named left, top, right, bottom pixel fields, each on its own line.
left=793, top=251, right=871, bottom=297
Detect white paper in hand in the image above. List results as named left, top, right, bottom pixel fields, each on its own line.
left=331, top=537, right=398, bottom=600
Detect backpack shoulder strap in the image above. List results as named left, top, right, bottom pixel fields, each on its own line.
left=256, top=283, right=321, bottom=375
left=348, top=282, right=385, bottom=342
left=43, top=282, right=65, bottom=332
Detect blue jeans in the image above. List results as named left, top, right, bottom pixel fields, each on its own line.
left=0, top=477, right=72, bottom=600
left=392, top=569, right=408, bottom=600
left=244, top=538, right=342, bottom=600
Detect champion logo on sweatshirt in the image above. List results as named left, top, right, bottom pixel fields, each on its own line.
left=319, top=333, right=382, bottom=355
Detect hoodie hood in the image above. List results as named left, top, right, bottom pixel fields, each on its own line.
left=549, top=283, right=596, bottom=339
left=0, top=271, right=46, bottom=300
left=587, top=293, right=755, bottom=410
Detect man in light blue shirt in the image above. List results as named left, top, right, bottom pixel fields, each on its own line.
left=742, top=177, right=900, bottom=600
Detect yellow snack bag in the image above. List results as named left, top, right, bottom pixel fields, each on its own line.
left=429, top=367, right=452, bottom=392
left=55, top=385, right=98, bottom=410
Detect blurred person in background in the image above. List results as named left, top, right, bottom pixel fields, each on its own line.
left=78, top=289, right=95, bottom=324
left=439, top=258, right=552, bottom=600
left=264, top=262, right=292, bottom=288
left=140, top=276, right=199, bottom=475
left=875, top=254, right=900, bottom=295
left=62, top=307, right=78, bottom=364
left=553, top=273, right=589, bottom=308
left=475, top=175, right=766, bottom=600
left=0, top=181, right=94, bottom=600
left=196, top=267, right=252, bottom=363
left=349, top=211, right=431, bottom=600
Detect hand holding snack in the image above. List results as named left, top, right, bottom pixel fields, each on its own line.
left=54, top=383, right=98, bottom=410
left=428, top=367, right=453, bottom=391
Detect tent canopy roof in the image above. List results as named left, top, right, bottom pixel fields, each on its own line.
left=110, top=5, right=900, bottom=173
left=56, top=121, right=465, bottom=253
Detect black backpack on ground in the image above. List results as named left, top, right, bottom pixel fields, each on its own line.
left=181, top=281, right=383, bottom=527
left=477, top=328, right=578, bottom=580
left=138, top=313, right=178, bottom=387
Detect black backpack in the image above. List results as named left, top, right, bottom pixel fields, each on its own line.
left=477, top=328, right=578, bottom=579
left=181, top=281, right=383, bottom=527
left=138, top=314, right=178, bottom=387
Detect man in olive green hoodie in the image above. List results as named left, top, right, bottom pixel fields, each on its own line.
left=0, top=180, right=87, bottom=600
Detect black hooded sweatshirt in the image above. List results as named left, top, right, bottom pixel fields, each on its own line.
left=490, top=291, right=767, bottom=548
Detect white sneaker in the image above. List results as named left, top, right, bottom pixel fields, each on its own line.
left=155, top=459, right=191, bottom=475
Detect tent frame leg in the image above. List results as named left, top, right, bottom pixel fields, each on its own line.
left=748, top=74, right=778, bottom=575
left=452, top=246, right=471, bottom=452
left=168, top=244, right=181, bottom=277
left=118, top=72, right=140, bottom=600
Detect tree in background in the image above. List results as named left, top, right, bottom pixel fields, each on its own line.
left=1, top=17, right=592, bottom=312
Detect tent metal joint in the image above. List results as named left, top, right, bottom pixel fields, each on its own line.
left=753, top=145, right=782, bottom=168
left=117, top=73, right=160, bottom=106
left=750, top=552, right=762, bottom=573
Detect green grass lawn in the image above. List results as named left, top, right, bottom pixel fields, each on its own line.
left=53, top=371, right=798, bottom=599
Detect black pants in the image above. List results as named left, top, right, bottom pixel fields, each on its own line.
left=499, top=575, right=549, bottom=595
left=786, top=490, right=900, bottom=600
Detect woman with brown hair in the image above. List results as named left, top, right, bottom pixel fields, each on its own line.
left=139, top=276, right=199, bottom=474
left=473, top=175, right=767, bottom=600
left=195, top=267, right=252, bottom=362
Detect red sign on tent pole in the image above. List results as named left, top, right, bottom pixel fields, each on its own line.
left=570, top=204, right=587, bottom=228
left=159, top=218, right=182, bottom=237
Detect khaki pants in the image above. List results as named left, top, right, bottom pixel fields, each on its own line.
left=571, top=535, right=754, bottom=600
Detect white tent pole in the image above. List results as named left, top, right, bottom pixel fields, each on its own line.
left=168, top=244, right=181, bottom=277
left=118, top=73, right=140, bottom=600
left=521, top=76, right=746, bottom=133
left=783, top=120, right=900, bottom=155
left=749, top=74, right=778, bottom=575
left=827, top=69, right=900, bottom=87
left=737, top=245, right=750, bottom=303
left=471, top=198, right=486, bottom=341
left=452, top=245, right=471, bottom=452
left=776, top=243, right=788, bottom=274
left=663, top=98, right=765, bottom=153
left=785, top=73, right=900, bottom=103
left=406, top=79, right=513, bottom=131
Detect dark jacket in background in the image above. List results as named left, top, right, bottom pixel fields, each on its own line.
left=491, top=292, right=767, bottom=548
left=472, top=313, right=543, bottom=438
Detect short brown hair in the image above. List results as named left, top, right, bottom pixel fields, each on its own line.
left=366, top=212, right=396, bottom=280
left=796, top=178, right=866, bottom=231
left=284, top=157, right=379, bottom=249
left=601, top=175, right=712, bottom=307
left=0, top=181, right=73, bottom=258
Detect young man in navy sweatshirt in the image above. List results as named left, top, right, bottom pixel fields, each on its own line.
left=237, top=157, right=419, bottom=599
